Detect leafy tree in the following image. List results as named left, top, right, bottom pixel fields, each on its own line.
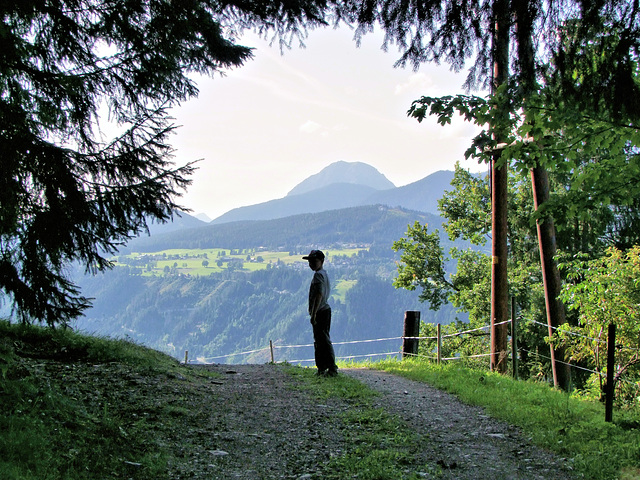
left=1, top=0, right=333, bottom=325
left=392, top=221, right=452, bottom=310
left=394, top=165, right=522, bottom=328
left=383, top=0, right=639, bottom=386
left=393, top=157, right=640, bottom=380
left=558, top=247, right=640, bottom=406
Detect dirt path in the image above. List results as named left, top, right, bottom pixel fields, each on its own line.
left=341, top=368, right=579, bottom=480
left=174, top=364, right=579, bottom=480
left=29, top=357, right=578, bottom=479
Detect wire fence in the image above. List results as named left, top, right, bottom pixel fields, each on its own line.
left=195, top=336, right=405, bottom=365
left=191, top=321, right=513, bottom=365
left=189, top=317, right=639, bottom=389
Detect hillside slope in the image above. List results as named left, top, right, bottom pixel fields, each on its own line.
left=125, top=204, right=442, bottom=252
left=364, top=170, right=455, bottom=213
left=2, top=324, right=581, bottom=480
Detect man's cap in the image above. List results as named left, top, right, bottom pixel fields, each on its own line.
left=302, top=250, right=325, bottom=261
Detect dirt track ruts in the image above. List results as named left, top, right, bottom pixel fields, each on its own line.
left=173, top=364, right=579, bottom=479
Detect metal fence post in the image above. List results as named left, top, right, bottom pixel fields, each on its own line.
left=511, top=297, right=518, bottom=380
left=605, top=323, right=616, bottom=422
left=269, top=340, right=275, bottom=364
left=437, top=323, right=442, bottom=364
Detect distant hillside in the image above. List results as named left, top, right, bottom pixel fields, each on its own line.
left=78, top=203, right=466, bottom=363
left=84, top=202, right=470, bottom=365
left=211, top=183, right=381, bottom=225
left=194, top=212, right=212, bottom=223
left=364, top=170, right=455, bottom=214
left=146, top=210, right=207, bottom=235
left=123, top=204, right=443, bottom=253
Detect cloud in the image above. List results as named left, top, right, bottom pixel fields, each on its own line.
left=394, top=73, right=434, bottom=95
left=299, top=120, right=322, bottom=133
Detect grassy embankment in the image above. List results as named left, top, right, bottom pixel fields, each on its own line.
left=1, top=321, right=638, bottom=479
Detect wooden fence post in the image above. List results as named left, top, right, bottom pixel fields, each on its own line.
left=605, top=323, right=616, bottom=422
left=402, top=311, right=421, bottom=358
left=184, top=350, right=188, bottom=364
left=437, top=323, right=442, bottom=364
left=269, top=340, right=275, bottom=364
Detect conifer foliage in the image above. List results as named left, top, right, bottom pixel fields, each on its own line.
left=0, top=0, right=330, bottom=325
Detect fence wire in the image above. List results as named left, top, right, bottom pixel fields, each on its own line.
left=193, top=316, right=638, bottom=392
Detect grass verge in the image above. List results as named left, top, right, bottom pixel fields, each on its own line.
left=373, top=358, right=640, bottom=480
left=0, top=320, right=185, bottom=480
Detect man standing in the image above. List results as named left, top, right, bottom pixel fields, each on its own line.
left=303, top=250, right=338, bottom=377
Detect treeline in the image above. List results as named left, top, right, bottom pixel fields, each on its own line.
left=122, top=205, right=444, bottom=254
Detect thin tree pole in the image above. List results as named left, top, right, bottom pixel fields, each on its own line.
left=511, top=296, right=518, bottom=380
left=514, top=0, right=571, bottom=391
left=490, top=0, right=510, bottom=374
left=531, top=167, right=571, bottom=390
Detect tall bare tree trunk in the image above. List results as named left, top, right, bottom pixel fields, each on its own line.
left=530, top=167, right=572, bottom=389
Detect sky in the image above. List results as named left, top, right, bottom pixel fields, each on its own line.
left=169, top=27, right=485, bottom=221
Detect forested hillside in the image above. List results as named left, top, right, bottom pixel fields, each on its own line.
left=75, top=252, right=461, bottom=363
left=75, top=205, right=467, bottom=363
left=123, top=205, right=444, bottom=253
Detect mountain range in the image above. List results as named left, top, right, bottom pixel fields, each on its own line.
left=210, top=161, right=454, bottom=224
left=147, top=161, right=455, bottom=237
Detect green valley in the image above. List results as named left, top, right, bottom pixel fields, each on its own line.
left=114, top=247, right=368, bottom=276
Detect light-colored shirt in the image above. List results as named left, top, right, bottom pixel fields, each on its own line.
left=308, top=268, right=330, bottom=315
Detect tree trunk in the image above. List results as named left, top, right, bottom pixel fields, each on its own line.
left=515, top=0, right=571, bottom=391
left=530, top=167, right=572, bottom=390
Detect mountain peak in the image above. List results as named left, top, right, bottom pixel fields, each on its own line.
left=287, top=161, right=395, bottom=197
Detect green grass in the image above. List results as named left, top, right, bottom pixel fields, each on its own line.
left=4, top=321, right=637, bottom=479
left=372, top=358, right=640, bottom=480
left=0, top=320, right=180, bottom=480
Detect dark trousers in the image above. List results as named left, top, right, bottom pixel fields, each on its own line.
left=312, top=308, right=337, bottom=373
